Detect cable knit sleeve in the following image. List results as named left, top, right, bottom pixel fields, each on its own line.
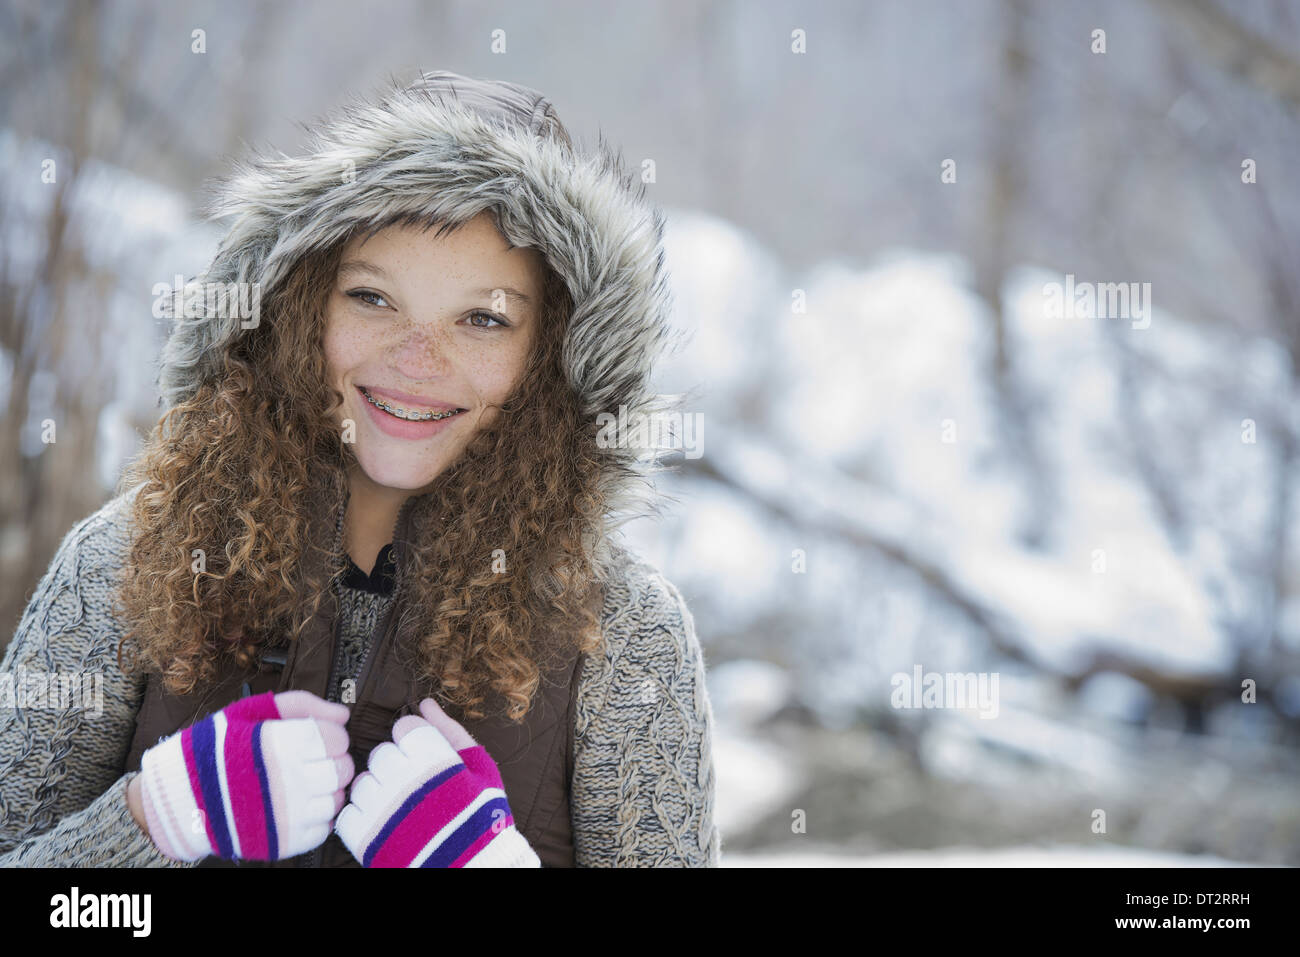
left=0, top=489, right=195, bottom=868
left=570, top=549, right=721, bottom=867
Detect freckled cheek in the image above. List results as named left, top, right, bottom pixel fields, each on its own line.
left=467, top=342, right=532, bottom=405
left=321, top=324, right=373, bottom=423
left=322, top=322, right=369, bottom=385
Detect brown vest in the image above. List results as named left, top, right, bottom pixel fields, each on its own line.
left=124, top=492, right=601, bottom=868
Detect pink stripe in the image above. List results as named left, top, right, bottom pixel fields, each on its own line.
left=448, top=814, right=513, bottom=867
left=224, top=690, right=281, bottom=723
left=458, top=746, right=503, bottom=789
left=370, top=767, right=484, bottom=868
left=180, top=727, right=218, bottom=851
left=223, top=718, right=268, bottom=858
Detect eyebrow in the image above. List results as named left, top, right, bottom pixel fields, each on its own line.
left=337, top=259, right=392, bottom=281
left=472, top=286, right=534, bottom=306
left=337, top=259, right=534, bottom=306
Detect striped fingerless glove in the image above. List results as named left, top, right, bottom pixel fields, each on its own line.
left=138, top=690, right=353, bottom=862
left=335, top=716, right=540, bottom=867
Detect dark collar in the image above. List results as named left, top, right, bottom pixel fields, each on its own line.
left=342, top=542, right=396, bottom=595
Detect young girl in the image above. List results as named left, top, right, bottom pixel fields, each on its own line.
left=0, top=70, right=719, bottom=867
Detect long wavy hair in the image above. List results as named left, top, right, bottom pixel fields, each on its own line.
left=113, top=203, right=608, bottom=723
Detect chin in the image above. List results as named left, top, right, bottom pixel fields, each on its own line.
left=354, top=455, right=445, bottom=492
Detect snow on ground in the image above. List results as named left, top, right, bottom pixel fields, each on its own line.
left=720, top=845, right=1257, bottom=867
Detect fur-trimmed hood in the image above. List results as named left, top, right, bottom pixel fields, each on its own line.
left=154, top=69, right=682, bottom=548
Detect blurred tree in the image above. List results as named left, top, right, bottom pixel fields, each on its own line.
left=0, top=1, right=285, bottom=646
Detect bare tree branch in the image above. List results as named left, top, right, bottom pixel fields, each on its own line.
left=676, top=431, right=1266, bottom=712
left=1146, top=0, right=1300, bottom=114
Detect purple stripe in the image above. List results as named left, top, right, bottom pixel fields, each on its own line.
left=192, top=715, right=234, bottom=859
left=253, top=721, right=278, bottom=859
left=363, top=763, right=461, bottom=868
left=421, top=796, right=511, bottom=868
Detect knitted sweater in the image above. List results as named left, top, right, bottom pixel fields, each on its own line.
left=0, top=490, right=720, bottom=867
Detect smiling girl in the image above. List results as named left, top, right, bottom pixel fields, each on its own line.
left=0, top=71, right=719, bottom=868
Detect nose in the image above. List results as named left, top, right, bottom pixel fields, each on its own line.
left=390, top=324, right=453, bottom=380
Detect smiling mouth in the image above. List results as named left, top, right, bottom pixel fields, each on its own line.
left=359, top=386, right=468, bottom=422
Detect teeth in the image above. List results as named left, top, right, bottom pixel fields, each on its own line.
left=361, top=388, right=464, bottom=422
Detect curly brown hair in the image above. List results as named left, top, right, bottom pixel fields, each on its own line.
left=113, top=207, right=607, bottom=723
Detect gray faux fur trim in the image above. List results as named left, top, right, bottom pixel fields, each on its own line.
left=154, top=70, right=688, bottom=566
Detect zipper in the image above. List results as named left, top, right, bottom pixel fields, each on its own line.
left=303, top=493, right=415, bottom=868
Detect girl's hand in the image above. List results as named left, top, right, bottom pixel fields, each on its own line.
left=138, top=690, right=354, bottom=862
left=334, top=697, right=540, bottom=867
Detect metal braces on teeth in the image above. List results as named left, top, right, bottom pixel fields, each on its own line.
left=362, top=389, right=463, bottom=422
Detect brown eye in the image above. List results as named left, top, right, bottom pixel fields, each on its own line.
left=466, top=310, right=509, bottom=329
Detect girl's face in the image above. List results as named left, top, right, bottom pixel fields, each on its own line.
left=323, top=213, right=544, bottom=492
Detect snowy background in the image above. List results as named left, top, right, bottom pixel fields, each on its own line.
left=2, top=0, right=1299, bottom=865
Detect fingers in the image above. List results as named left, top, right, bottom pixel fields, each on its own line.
left=274, top=690, right=351, bottom=726
left=418, top=697, right=477, bottom=750
left=264, top=718, right=349, bottom=792
left=365, top=740, right=420, bottom=790
left=391, top=714, right=427, bottom=746
left=353, top=721, right=459, bottom=808
left=285, top=817, right=333, bottom=859
left=334, top=802, right=364, bottom=854
left=345, top=771, right=383, bottom=817
left=314, top=720, right=350, bottom=758
left=302, top=792, right=337, bottom=825
left=394, top=722, right=460, bottom=768
left=334, top=752, right=355, bottom=790
left=295, top=754, right=350, bottom=823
